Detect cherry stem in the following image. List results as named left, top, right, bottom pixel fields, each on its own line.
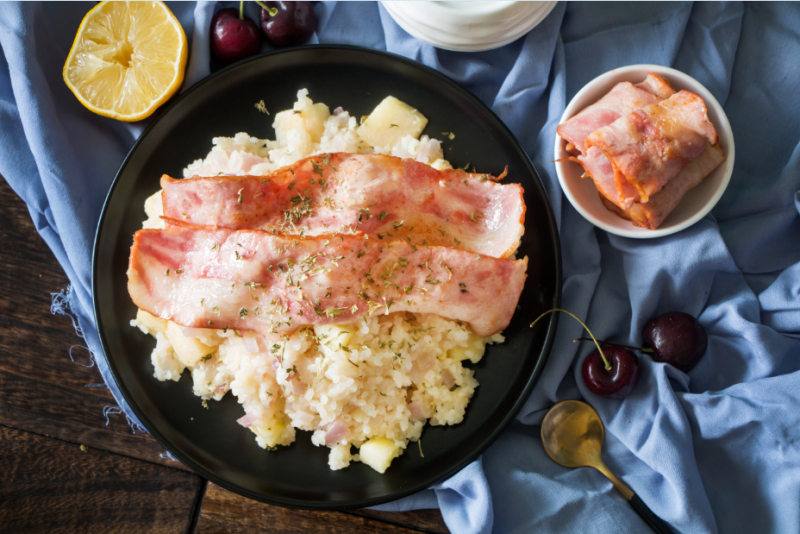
left=254, top=1, right=278, bottom=16
left=573, top=338, right=654, bottom=353
left=531, top=308, right=611, bottom=371
left=239, top=0, right=244, bottom=20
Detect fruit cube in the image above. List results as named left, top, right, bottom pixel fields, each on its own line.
left=447, top=333, right=487, bottom=363
left=357, top=96, right=427, bottom=149
left=165, top=321, right=215, bottom=368
left=136, top=309, right=168, bottom=335
left=359, top=437, right=400, bottom=473
left=274, top=102, right=331, bottom=144
left=252, top=418, right=289, bottom=448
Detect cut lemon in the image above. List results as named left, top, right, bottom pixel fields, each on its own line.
left=63, top=1, right=188, bottom=122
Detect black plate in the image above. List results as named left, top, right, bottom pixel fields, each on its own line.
left=93, top=45, right=561, bottom=510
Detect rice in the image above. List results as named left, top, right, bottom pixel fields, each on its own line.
left=132, top=89, right=505, bottom=472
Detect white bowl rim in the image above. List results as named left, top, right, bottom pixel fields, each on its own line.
left=382, top=1, right=557, bottom=52
left=554, top=64, right=735, bottom=239
left=387, top=1, right=539, bottom=26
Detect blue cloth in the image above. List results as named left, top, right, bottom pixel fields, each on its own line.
left=2, top=2, right=799, bottom=532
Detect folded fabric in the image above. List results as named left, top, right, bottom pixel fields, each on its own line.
left=2, top=2, right=800, bottom=534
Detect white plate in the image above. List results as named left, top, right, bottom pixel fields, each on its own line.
left=554, top=65, right=735, bottom=239
left=382, top=1, right=557, bottom=52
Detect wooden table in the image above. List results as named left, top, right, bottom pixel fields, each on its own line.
left=0, top=177, right=449, bottom=534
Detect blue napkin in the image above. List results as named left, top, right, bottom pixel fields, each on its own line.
left=2, top=2, right=799, bottom=533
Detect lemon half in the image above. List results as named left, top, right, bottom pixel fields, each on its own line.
left=63, top=1, right=188, bottom=122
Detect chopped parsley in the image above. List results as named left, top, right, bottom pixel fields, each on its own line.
left=254, top=100, right=269, bottom=114
left=323, top=307, right=346, bottom=319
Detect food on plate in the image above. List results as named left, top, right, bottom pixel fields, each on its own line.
left=211, top=6, right=262, bottom=65
left=259, top=1, right=317, bottom=48
left=558, top=73, right=725, bottom=229
left=128, top=227, right=527, bottom=337
left=643, top=311, right=708, bottom=372
left=356, top=96, right=428, bottom=149
left=160, top=153, right=524, bottom=258
left=530, top=309, right=641, bottom=399
left=177, top=91, right=449, bottom=178
left=63, top=1, right=188, bottom=122
left=130, top=90, right=526, bottom=472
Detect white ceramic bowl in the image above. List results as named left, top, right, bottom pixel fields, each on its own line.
left=382, top=1, right=557, bottom=52
left=554, top=65, right=735, bottom=238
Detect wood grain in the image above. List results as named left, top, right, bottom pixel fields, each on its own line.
left=0, top=177, right=188, bottom=471
left=196, top=483, right=448, bottom=534
left=0, top=424, right=202, bottom=534
left=349, top=509, right=449, bottom=534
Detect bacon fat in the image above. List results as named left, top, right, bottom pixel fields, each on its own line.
left=556, top=73, right=674, bottom=156
left=161, top=153, right=525, bottom=259
left=128, top=227, right=528, bottom=338
left=585, top=90, right=719, bottom=205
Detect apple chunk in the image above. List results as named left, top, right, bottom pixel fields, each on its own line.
left=135, top=308, right=168, bottom=335
left=165, top=321, right=215, bottom=368
left=359, top=437, right=400, bottom=473
left=357, top=96, right=428, bottom=149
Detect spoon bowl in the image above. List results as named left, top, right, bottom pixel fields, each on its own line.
left=540, top=400, right=674, bottom=533
left=541, top=399, right=605, bottom=468
left=541, top=400, right=632, bottom=499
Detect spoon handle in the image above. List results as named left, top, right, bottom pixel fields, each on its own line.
left=628, top=493, right=675, bottom=534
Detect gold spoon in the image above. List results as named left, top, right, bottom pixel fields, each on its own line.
left=541, top=400, right=674, bottom=534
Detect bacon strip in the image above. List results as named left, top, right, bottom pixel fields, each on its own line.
left=128, top=227, right=528, bottom=337
left=161, top=153, right=524, bottom=259
left=598, top=144, right=724, bottom=228
left=585, top=90, right=719, bottom=204
left=577, top=146, right=640, bottom=211
left=557, top=73, right=674, bottom=156
left=623, top=144, right=725, bottom=229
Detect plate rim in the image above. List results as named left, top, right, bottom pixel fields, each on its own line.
left=92, top=44, right=562, bottom=510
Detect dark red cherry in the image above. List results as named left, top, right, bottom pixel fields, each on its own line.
left=643, top=312, right=707, bottom=372
left=211, top=7, right=261, bottom=65
left=259, top=1, right=316, bottom=48
left=582, top=347, right=641, bottom=399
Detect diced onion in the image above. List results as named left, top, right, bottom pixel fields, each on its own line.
left=237, top=413, right=259, bottom=428
left=324, top=420, right=350, bottom=445
left=243, top=335, right=260, bottom=353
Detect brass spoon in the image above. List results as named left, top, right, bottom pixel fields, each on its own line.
left=541, top=400, right=675, bottom=534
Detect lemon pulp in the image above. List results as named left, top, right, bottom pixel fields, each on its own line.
left=63, top=1, right=188, bottom=122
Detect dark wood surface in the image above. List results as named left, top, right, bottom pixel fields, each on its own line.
left=0, top=176, right=449, bottom=534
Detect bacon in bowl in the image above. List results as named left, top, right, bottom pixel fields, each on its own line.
left=555, top=65, right=734, bottom=237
